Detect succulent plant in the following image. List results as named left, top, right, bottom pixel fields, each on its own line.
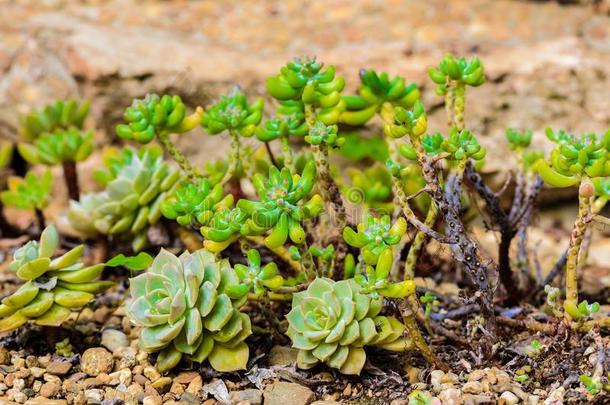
left=506, top=128, right=533, bottom=151
left=126, top=248, right=251, bottom=373
left=343, top=213, right=407, bottom=265
left=342, top=165, right=393, bottom=213
left=304, top=122, right=344, bottom=148
left=200, top=207, right=249, bottom=253
left=0, top=225, right=113, bottom=332
left=68, top=148, right=181, bottom=252
left=230, top=249, right=285, bottom=298
left=428, top=54, right=485, bottom=94
left=341, top=69, right=420, bottom=126
left=0, top=170, right=52, bottom=212
left=286, top=277, right=411, bottom=375
left=17, top=128, right=93, bottom=166
left=255, top=100, right=307, bottom=142
left=383, top=101, right=427, bottom=139
left=536, top=131, right=609, bottom=188
left=19, top=99, right=90, bottom=142
left=353, top=248, right=415, bottom=299
left=442, top=127, right=486, bottom=162
left=0, top=142, right=14, bottom=171
left=161, top=178, right=233, bottom=228
left=93, top=145, right=164, bottom=186
left=267, top=57, right=346, bottom=124
left=116, top=94, right=202, bottom=144
left=235, top=161, right=323, bottom=249
left=399, top=133, right=445, bottom=161
left=201, top=88, right=263, bottom=138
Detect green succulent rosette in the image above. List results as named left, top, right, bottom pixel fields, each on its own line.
left=342, top=165, right=393, bottom=214
left=286, top=277, right=411, bottom=375
left=0, top=170, right=52, bottom=211
left=505, top=128, right=533, bottom=151
left=442, top=127, right=486, bottom=162
left=383, top=101, right=427, bottom=139
left=343, top=213, right=407, bottom=265
left=0, top=225, right=113, bottom=332
left=236, top=161, right=324, bottom=249
left=267, top=57, right=346, bottom=124
left=201, top=88, right=263, bottom=138
left=399, top=133, right=445, bottom=161
left=304, top=122, right=345, bottom=148
left=18, top=128, right=93, bottom=166
left=116, top=94, right=202, bottom=143
left=93, top=144, right=164, bottom=186
left=201, top=207, right=248, bottom=253
left=255, top=100, right=307, bottom=142
left=341, top=69, right=420, bottom=126
left=126, top=248, right=251, bottom=373
left=161, top=178, right=233, bottom=228
left=428, top=54, right=485, bottom=94
left=230, top=249, right=285, bottom=298
left=68, top=148, right=181, bottom=251
left=353, top=248, right=416, bottom=299
left=535, top=130, right=609, bottom=188
left=19, top=99, right=90, bottom=142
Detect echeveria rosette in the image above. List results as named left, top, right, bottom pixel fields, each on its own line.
left=383, top=101, right=427, bottom=140
left=116, top=94, right=203, bottom=144
left=442, top=127, right=486, bottom=162
left=343, top=165, right=393, bottom=214
left=68, top=149, right=181, bottom=252
left=343, top=213, right=407, bottom=265
left=236, top=161, right=324, bottom=249
left=304, top=122, right=345, bottom=149
left=428, top=54, right=485, bottom=95
left=161, top=178, right=233, bottom=228
left=535, top=131, right=609, bottom=188
left=18, top=128, right=93, bottom=166
left=126, top=249, right=251, bottom=373
left=0, top=225, right=113, bottom=333
left=0, top=170, right=52, bottom=212
left=230, top=249, right=285, bottom=298
left=93, top=144, right=164, bottom=186
left=19, top=99, right=90, bottom=142
left=285, top=278, right=411, bottom=375
left=200, top=88, right=264, bottom=138
left=267, top=57, right=346, bottom=124
left=341, top=69, right=420, bottom=126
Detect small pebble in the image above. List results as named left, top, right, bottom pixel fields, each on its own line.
left=81, top=348, right=114, bottom=376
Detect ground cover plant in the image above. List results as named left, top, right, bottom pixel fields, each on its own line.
left=1, top=53, right=610, bottom=402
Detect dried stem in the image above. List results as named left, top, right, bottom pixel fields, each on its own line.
left=404, top=201, right=438, bottom=280
left=158, top=131, right=200, bottom=181
left=62, top=161, right=80, bottom=201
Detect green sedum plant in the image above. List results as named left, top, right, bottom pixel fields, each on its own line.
left=286, top=277, right=411, bottom=375
left=126, top=248, right=251, bottom=373
left=343, top=213, right=407, bottom=265
left=0, top=225, right=113, bottom=332
left=231, top=249, right=285, bottom=298
left=19, top=99, right=90, bottom=141
left=1, top=170, right=52, bottom=229
left=68, top=148, right=181, bottom=252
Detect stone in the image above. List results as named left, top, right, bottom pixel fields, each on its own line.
left=438, top=388, right=462, bottom=404
left=109, top=369, right=132, bottom=386
left=268, top=346, right=298, bottom=366
left=173, top=371, right=199, bottom=384
left=115, top=347, right=137, bottom=369
left=0, top=347, right=11, bottom=365
left=80, top=348, right=114, bottom=376
left=230, top=389, right=263, bottom=405
left=151, top=376, right=172, bottom=390
left=169, top=381, right=184, bottom=395
left=30, top=367, right=45, bottom=378
left=500, top=391, right=519, bottom=405
left=143, top=366, right=161, bottom=382
left=101, top=329, right=129, bottom=354
left=263, top=382, right=315, bottom=405
left=25, top=398, right=68, bottom=405
left=311, top=402, right=341, bottom=405
left=46, top=361, right=72, bottom=375
left=40, top=383, right=61, bottom=398
left=462, top=381, right=483, bottom=395
left=85, top=389, right=104, bottom=404
left=143, top=395, right=163, bottom=405
left=185, top=375, right=202, bottom=395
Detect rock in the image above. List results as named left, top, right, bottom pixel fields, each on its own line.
left=202, top=379, right=231, bottom=403
left=143, top=395, right=163, bottom=405
left=30, top=367, right=45, bottom=378
left=263, top=382, right=315, bottom=405
left=151, top=376, right=172, bottom=390
left=500, top=391, right=519, bottom=405
left=169, top=381, right=184, bottom=395
left=268, top=346, right=298, bottom=366
left=311, top=401, right=340, bottom=405
left=230, top=388, right=263, bottom=405
left=101, top=329, right=129, bottom=353
left=143, top=366, right=161, bottom=382
left=85, top=388, right=104, bottom=404
left=25, top=398, right=68, bottom=405
left=0, top=346, right=10, bottom=365
left=462, top=381, right=483, bottom=395
left=109, top=369, right=132, bottom=386
left=185, top=375, right=202, bottom=395
left=438, top=388, right=462, bottom=404
left=46, top=361, right=72, bottom=375
left=80, top=348, right=114, bottom=376
left=173, top=371, right=199, bottom=384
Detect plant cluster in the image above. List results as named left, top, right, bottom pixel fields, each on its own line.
left=1, top=52, right=609, bottom=383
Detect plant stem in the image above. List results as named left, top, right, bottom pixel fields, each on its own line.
left=35, top=208, right=45, bottom=232
left=404, top=201, right=438, bottom=280
left=245, top=235, right=302, bottom=274
left=158, top=131, right=200, bottom=181
left=564, top=190, right=592, bottom=314
left=62, top=161, right=80, bottom=201
left=220, top=131, right=241, bottom=185
left=453, top=82, right=466, bottom=131
left=280, top=135, right=294, bottom=171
